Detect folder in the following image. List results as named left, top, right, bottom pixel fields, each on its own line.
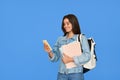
left=61, top=41, right=82, bottom=69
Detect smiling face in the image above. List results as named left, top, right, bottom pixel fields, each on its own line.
left=62, top=14, right=81, bottom=36
left=63, top=18, right=73, bottom=33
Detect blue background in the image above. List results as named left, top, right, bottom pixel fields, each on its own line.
left=0, top=0, right=120, bottom=80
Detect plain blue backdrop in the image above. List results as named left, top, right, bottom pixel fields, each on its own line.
left=0, top=0, right=120, bottom=80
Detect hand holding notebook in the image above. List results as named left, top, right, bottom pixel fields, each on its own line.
left=61, top=41, right=82, bottom=69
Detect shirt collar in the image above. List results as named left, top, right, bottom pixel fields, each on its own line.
left=64, top=34, right=77, bottom=40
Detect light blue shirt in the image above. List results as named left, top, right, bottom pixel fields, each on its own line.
left=50, top=34, right=91, bottom=74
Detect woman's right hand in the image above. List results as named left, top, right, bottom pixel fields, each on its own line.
left=43, top=43, right=53, bottom=58
left=43, top=43, right=51, bottom=53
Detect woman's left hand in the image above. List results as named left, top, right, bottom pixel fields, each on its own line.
left=62, top=53, right=74, bottom=64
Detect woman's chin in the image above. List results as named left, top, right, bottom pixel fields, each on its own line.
left=66, top=31, right=72, bottom=33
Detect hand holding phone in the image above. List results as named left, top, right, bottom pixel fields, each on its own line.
left=43, top=40, right=52, bottom=53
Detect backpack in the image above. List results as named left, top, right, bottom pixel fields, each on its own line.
left=78, top=34, right=97, bottom=73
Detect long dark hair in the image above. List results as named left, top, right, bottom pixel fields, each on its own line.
left=61, top=14, right=81, bottom=36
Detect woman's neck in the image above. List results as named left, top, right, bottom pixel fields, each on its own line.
left=66, top=31, right=74, bottom=39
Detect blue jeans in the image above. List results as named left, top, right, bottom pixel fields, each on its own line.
left=57, top=72, right=84, bottom=80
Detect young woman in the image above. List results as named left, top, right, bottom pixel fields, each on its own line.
left=44, top=14, right=91, bottom=80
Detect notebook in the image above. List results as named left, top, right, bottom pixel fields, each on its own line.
left=61, top=41, right=82, bottom=69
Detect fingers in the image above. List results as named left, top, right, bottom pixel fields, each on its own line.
left=62, top=54, right=69, bottom=64
left=63, top=53, right=69, bottom=58
left=44, top=43, right=51, bottom=52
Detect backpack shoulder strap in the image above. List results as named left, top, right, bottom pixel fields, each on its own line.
left=78, top=34, right=83, bottom=52
left=78, top=34, right=83, bottom=42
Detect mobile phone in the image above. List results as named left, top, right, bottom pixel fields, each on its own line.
left=43, top=40, right=52, bottom=50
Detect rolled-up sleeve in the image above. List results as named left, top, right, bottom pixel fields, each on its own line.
left=73, top=35, right=91, bottom=66
left=49, top=37, right=61, bottom=62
